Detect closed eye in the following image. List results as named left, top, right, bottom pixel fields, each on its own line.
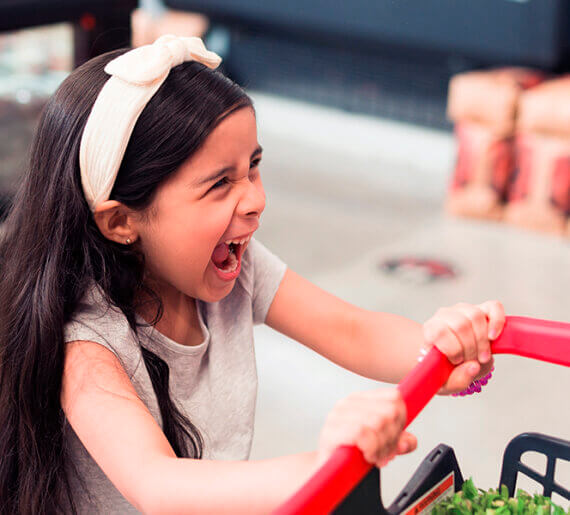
left=209, top=177, right=229, bottom=191
left=208, top=158, right=262, bottom=193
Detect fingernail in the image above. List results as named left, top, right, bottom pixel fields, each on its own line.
left=488, top=328, right=498, bottom=340
left=469, top=363, right=479, bottom=375
left=479, top=350, right=491, bottom=363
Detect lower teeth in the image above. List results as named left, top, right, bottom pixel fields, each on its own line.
left=220, top=252, right=238, bottom=273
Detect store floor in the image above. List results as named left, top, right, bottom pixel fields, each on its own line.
left=249, top=92, right=570, bottom=507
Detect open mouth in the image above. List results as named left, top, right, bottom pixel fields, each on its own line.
left=211, top=235, right=251, bottom=275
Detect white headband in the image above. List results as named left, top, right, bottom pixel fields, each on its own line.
left=79, top=35, right=222, bottom=211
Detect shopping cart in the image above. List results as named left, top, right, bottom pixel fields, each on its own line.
left=275, top=316, right=570, bottom=514
left=320, top=432, right=570, bottom=514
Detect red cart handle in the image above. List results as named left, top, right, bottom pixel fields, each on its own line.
left=274, top=316, right=570, bottom=515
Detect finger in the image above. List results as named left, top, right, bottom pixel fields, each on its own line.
left=374, top=390, right=407, bottom=432
left=377, top=449, right=398, bottom=468
left=477, top=300, right=506, bottom=340
left=356, top=427, right=400, bottom=464
left=441, top=360, right=480, bottom=393
left=455, top=303, right=492, bottom=364
left=324, top=389, right=406, bottom=460
left=337, top=402, right=403, bottom=434
left=396, top=431, right=417, bottom=455
left=318, top=415, right=383, bottom=465
left=477, top=357, right=494, bottom=380
left=444, top=308, right=480, bottom=362
left=355, top=426, right=386, bottom=465
left=357, top=404, right=405, bottom=453
left=327, top=402, right=403, bottom=453
left=359, top=400, right=405, bottom=456
left=424, top=315, right=467, bottom=365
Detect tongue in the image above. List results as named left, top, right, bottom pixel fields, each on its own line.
left=212, top=243, right=230, bottom=267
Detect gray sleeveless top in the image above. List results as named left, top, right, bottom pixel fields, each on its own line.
left=63, top=239, right=286, bottom=513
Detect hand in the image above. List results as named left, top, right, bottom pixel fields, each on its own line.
left=317, top=389, right=417, bottom=469
left=422, top=300, right=505, bottom=394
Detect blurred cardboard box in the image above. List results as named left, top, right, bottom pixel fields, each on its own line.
left=502, top=76, right=570, bottom=236
left=446, top=67, right=548, bottom=223
left=504, top=132, right=569, bottom=235
left=446, top=121, right=513, bottom=220
left=447, top=68, right=544, bottom=139
left=517, top=75, right=570, bottom=137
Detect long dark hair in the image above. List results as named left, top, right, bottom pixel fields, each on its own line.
left=0, top=49, right=252, bottom=514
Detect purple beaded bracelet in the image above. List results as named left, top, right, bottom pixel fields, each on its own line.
left=416, top=349, right=494, bottom=396
left=452, top=367, right=494, bottom=397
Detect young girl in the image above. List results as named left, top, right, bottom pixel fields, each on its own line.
left=0, top=36, right=504, bottom=514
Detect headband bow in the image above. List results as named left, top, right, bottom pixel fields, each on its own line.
left=79, top=35, right=222, bottom=211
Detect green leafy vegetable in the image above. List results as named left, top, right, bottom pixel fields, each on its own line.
left=430, top=478, right=569, bottom=514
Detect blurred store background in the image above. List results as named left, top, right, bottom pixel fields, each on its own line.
left=1, top=0, right=569, bottom=510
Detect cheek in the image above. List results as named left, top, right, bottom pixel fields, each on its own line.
left=192, top=204, right=235, bottom=245
left=141, top=205, right=233, bottom=272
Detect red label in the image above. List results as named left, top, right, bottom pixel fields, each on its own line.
left=403, top=472, right=455, bottom=515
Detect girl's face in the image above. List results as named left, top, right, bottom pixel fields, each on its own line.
left=133, top=106, right=265, bottom=303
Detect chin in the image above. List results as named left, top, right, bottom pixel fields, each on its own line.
left=201, top=282, right=236, bottom=303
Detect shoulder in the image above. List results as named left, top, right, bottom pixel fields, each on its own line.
left=67, top=284, right=123, bottom=321
left=65, top=285, right=128, bottom=339
left=64, top=285, right=141, bottom=375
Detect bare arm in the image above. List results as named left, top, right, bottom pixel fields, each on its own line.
left=265, top=269, right=503, bottom=390
left=265, top=269, right=423, bottom=383
left=62, top=341, right=318, bottom=514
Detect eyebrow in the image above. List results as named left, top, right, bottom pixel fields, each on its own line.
left=196, top=145, right=263, bottom=186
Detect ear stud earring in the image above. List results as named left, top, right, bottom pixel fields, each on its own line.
left=126, top=238, right=132, bottom=245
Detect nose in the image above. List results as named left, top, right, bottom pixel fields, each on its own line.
left=237, top=176, right=265, bottom=219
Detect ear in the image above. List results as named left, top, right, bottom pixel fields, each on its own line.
left=93, top=200, right=138, bottom=245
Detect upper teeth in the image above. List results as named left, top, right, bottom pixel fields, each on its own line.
left=224, top=235, right=252, bottom=246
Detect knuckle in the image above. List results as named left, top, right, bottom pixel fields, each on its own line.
left=356, top=425, right=369, bottom=440
left=389, top=405, right=400, bottom=422
left=470, top=307, right=486, bottom=324
left=372, top=412, right=389, bottom=431
left=450, top=314, right=469, bottom=333
left=371, top=408, right=394, bottom=431
left=381, top=406, right=400, bottom=428
left=446, top=346, right=464, bottom=363
left=430, top=323, right=447, bottom=341
left=369, top=414, right=383, bottom=430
